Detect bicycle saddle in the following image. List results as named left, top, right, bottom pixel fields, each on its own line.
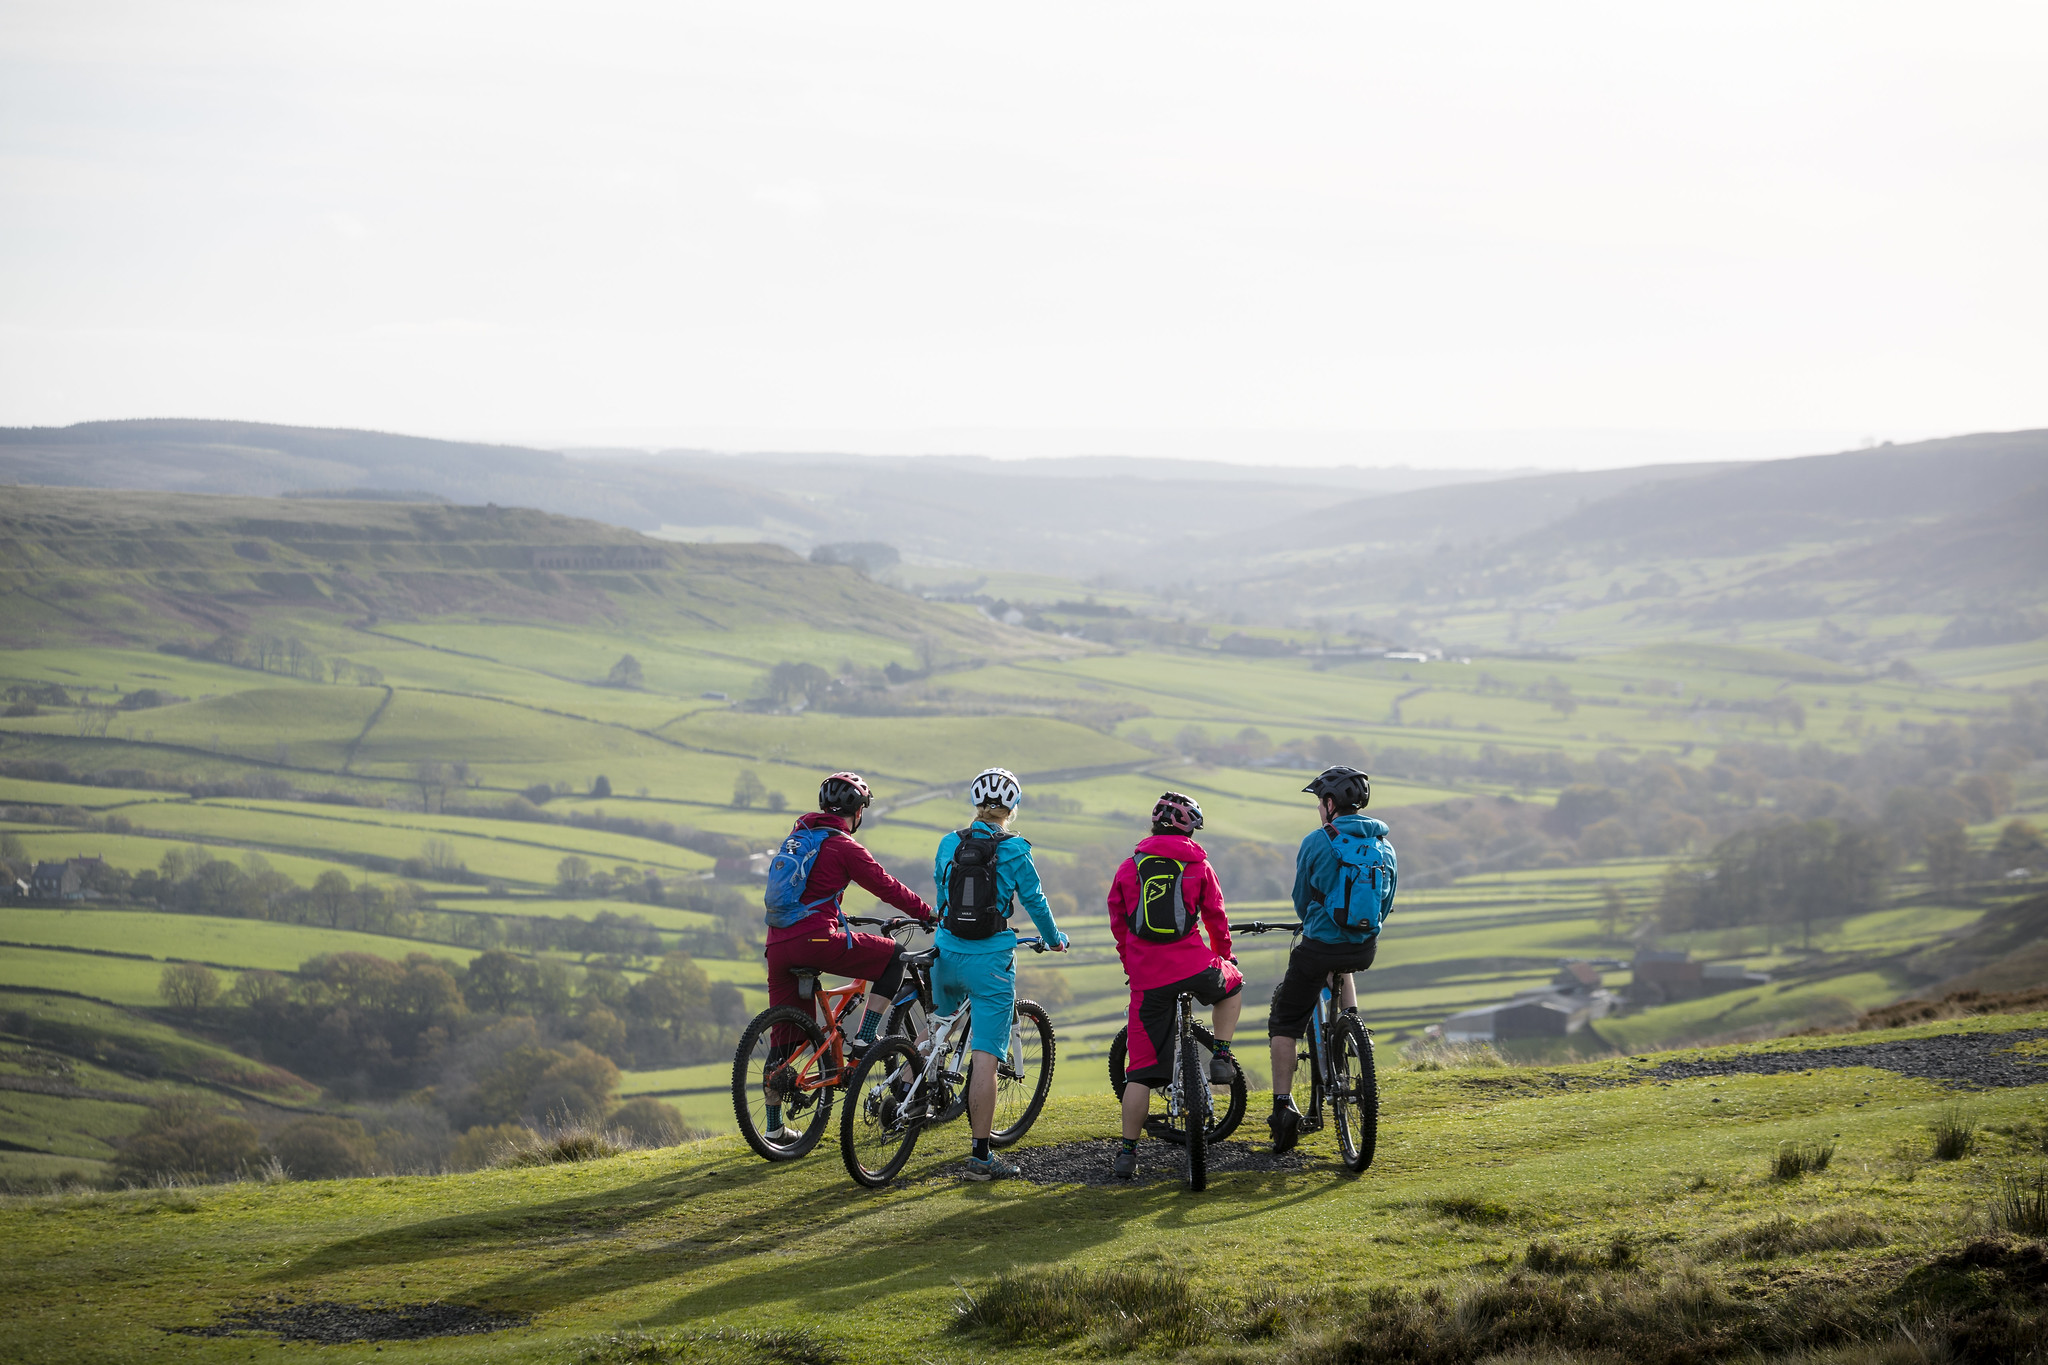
left=788, top=967, right=823, bottom=980
left=901, top=948, right=938, bottom=967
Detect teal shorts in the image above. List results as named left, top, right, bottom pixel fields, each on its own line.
left=931, top=949, right=1016, bottom=1061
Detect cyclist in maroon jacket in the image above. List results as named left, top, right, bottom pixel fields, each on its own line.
left=762, top=773, right=936, bottom=1082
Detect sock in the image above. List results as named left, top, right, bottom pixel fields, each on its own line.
left=854, top=1007, right=883, bottom=1045
left=1120, top=1137, right=1138, bottom=1154
left=1213, top=1039, right=1233, bottom=1054
left=973, top=1137, right=992, bottom=1161
left=765, top=1104, right=782, bottom=1131
left=1273, top=1093, right=1289, bottom=1113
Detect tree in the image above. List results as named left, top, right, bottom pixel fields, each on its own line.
left=413, top=761, right=448, bottom=814
left=764, top=662, right=830, bottom=708
left=1925, top=821, right=1971, bottom=898
left=309, top=870, right=355, bottom=929
left=731, top=770, right=767, bottom=809
left=1993, top=818, right=2046, bottom=873
left=556, top=855, right=592, bottom=894
left=766, top=790, right=788, bottom=812
left=272, top=1117, right=377, bottom=1179
left=160, top=962, right=221, bottom=1012
left=608, top=1097, right=688, bottom=1146
left=462, top=950, right=539, bottom=1015
left=1598, top=883, right=1628, bottom=937
left=591, top=775, right=612, bottom=798
left=606, top=655, right=644, bottom=688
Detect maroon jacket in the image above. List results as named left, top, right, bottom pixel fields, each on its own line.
left=764, top=811, right=935, bottom=946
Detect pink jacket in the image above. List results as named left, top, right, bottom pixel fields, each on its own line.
left=1106, top=834, right=1232, bottom=990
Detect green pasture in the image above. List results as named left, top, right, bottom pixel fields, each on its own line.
left=660, top=711, right=1151, bottom=785
left=200, top=799, right=716, bottom=875
left=0, top=908, right=483, bottom=977
left=0, top=946, right=199, bottom=1005
left=6, top=1016, right=2046, bottom=1364
left=433, top=897, right=719, bottom=933
left=2, top=686, right=385, bottom=771
left=0, top=776, right=184, bottom=809
left=0, top=827, right=465, bottom=893
left=0, top=647, right=325, bottom=704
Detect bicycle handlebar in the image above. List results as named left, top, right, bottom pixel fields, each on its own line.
left=846, top=915, right=935, bottom=934
left=1230, top=920, right=1304, bottom=935
left=1016, top=936, right=1051, bottom=954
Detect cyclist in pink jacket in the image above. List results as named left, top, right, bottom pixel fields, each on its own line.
left=1105, top=792, right=1242, bottom=1180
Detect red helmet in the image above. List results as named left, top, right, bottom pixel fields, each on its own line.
left=1151, top=791, right=1204, bottom=835
left=819, top=771, right=871, bottom=815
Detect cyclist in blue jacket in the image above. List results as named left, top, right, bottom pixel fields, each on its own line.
left=1268, top=765, right=1396, bottom=1153
left=931, top=767, right=1069, bottom=1181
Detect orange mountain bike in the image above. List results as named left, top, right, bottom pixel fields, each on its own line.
left=731, top=916, right=929, bottom=1162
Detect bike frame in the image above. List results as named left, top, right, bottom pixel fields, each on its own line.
left=1163, top=994, right=1211, bottom=1130
left=773, top=918, right=925, bottom=1100
left=883, top=935, right=1046, bottom=1115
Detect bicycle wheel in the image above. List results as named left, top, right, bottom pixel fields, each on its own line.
left=839, top=1038, right=925, bottom=1188
left=732, top=1006, right=836, bottom=1162
left=1289, top=1027, right=1321, bottom=1133
left=1180, top=1030, right=1207, bottom=1192
left=990, top=1000, right=1056, bottom=1147
left=1115, top=1024, right=1246, bottom=1146
left=1330, top=1013, right=1378, bottom=1173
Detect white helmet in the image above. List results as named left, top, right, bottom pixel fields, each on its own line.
left=969, top=767, right=1022, bottom=809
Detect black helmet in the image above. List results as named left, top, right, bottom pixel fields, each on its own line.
left=819, top=771, right=872, bottom=816
left=1304, top=765, right=1370, bottom=812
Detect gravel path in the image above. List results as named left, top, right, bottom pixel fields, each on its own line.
left=1644, top=1028, right=2048, bottom=1090
left=927, top=1138, right=1328, bottom=1187
left=175, top=1299, right=528, bottom=1343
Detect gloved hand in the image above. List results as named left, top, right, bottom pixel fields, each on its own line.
left=1053, top=931, right=1071, bottom=953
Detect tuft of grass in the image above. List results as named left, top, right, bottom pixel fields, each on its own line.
left=1425, top=1194, right=1518, bottom=1225
left=952, top=1266, right=1208, bottom=1350
left=1774, top=1139, right=1838, bottom=1179
left=1403, top=1039, right=1509, bottom=1070
left=1703, top=1211, right=1888, bottom=1261
left=1523, top=1233, right=1638, bottom=1274
left=1991, top=1168, right=2048, bottom=1236
left=491, top=1120, right=635, bottom=1168
left=576, top=1326, right=843, bottom=1365
left=1931, top=1105, right=1978, bottom=1161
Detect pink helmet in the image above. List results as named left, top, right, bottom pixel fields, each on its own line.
left=819, top=771, right=871, bottom=815
left=1151, top=791, right=1204, bottom=835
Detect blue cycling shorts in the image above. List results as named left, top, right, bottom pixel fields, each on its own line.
left=931, top=949, right=1016, bottom=1061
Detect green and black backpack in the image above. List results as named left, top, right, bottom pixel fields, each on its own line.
left=1128, top=850, right=1199, bottom=944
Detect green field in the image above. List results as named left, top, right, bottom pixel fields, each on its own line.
left=4, top=1012, right=2046, bottom=1363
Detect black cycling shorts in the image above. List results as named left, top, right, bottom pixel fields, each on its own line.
left=1266, top=937, right=1377, bottom=1040
left=1126, top=962, right=1243, bottom=1087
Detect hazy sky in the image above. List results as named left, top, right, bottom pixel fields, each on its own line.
left=1, top=2, right=2043, bottom=466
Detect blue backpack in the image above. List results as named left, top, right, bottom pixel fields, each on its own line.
left=1320, top=823, right=1395, bottom=935
left=763, top=825, right=842, bottom=929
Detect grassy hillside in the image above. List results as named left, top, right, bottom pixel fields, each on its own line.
left=3, top=1015, right=2045, bottom=1363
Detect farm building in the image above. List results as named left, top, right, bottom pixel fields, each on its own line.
left=1628, top=949, right=1769, bottom=1005
left=1440, top=981, right=1618, bottom=1043
left=29, top=856, right=104, bottom=900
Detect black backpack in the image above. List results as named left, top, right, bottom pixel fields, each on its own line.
left=944, top=828, right=1013, bottom=940
left=1128, top=851, right=1198, bottom=945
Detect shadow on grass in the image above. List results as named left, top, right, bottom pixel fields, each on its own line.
left=270, top=1134, right=1345, bottom=1326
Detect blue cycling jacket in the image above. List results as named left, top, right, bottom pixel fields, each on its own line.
left=1292, top=814, right=1398, bottom=945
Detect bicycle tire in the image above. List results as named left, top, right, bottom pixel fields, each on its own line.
left=1330, top=1013, right=1377, bottom=1173
left=732, top=1006, right=836, bottom=1162
left=989, top=1000, right=1056, bottom=1147
left=1109, top=1024, right=1246, bottom=1146
left=839, top=1037, right=925, bottom=1188
left=1180, top=1030, right=1207, bottom=1192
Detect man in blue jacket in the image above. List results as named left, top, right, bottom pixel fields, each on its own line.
left=932, top=767, right=1069, bottom=1181
left=1268, top=764, right=1397, bottom=1153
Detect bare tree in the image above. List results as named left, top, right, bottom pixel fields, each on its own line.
left=159, top=962, right=221, bottom=1012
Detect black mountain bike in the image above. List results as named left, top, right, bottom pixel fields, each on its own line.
left=1106, top=1021, right=1247, bottom=1149
left=1233, top=920, right=1378, bottom=1174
